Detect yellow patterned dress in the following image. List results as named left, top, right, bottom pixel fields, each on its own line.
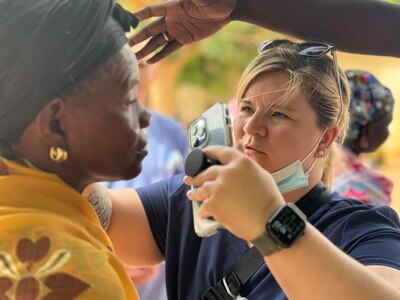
left=0, top=158, right=138, bottom=299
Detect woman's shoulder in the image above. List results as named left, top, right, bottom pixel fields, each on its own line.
left=0, top=218, right=138, bottom=299
left=136, top=173, right=188, bottom=200
left=329, top=194, right=397, bottom=216
left=312, top=193, right=400, bottom=235
left=315, top=194, right=400, bottom=269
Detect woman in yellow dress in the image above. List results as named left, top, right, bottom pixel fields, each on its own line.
left=0, top=0, right=150, bottom=299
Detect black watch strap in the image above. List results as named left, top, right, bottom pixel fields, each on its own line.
left=251, top=230, right=282, bottom=256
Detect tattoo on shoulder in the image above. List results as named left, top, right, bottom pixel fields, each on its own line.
left=86, top=185, right=112, bottom=231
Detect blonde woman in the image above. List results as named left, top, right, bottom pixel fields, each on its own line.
left=94, top=40, right=400, bottom=299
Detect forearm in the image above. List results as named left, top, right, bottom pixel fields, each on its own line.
left=232, top=0, right=400, bottom=57
left=265, top=223, right=400, bottom=299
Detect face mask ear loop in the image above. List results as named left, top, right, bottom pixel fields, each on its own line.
left=300, top=128, right=328, bottom=177
left=304, top=157, right=318, bottom=179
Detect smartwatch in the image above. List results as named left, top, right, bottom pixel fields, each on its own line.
left=251, top=203, right=307, bottom=256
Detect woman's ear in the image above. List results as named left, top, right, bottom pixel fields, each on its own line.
left=318, top=125, right=339, bottom=151
left=34, top=97, right=68, bottom=147
left=11, top=97, right=69, bottom=163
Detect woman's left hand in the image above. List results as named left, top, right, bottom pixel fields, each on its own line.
left=184, top=145, right=285, bottom=241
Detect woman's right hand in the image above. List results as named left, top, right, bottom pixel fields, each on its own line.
left=184, top=145, right=285, bottom=242
left=130, top=0, right=237, bottom=63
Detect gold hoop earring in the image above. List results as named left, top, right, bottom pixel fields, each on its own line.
left=50, top=147, right=68, bottom=163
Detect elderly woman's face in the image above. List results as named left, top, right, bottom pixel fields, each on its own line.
left=233, top=72, right=323, bottom=173
left=62, top=46, right=150, bottom=184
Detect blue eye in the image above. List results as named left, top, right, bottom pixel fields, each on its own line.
left=271, top=111, right=288, bottom=119
left=240, top=106, right=254, bottom=114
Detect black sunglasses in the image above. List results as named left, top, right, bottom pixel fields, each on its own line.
left=258, top=39, right=343, bottom=123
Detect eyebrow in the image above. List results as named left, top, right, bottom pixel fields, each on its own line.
left=239, top=99, right=251, bottom=105
left=273, top=103, right=296, bottom=112
left=239, top=99, right=296, bottom=112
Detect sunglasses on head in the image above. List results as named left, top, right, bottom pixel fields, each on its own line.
left=258, top=39, right=344, bottom=124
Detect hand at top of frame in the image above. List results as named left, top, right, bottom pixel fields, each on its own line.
left=130, top=0, right=237, bottom=63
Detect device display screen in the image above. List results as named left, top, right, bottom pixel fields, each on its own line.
left=267, top=206, right=306, bottom=247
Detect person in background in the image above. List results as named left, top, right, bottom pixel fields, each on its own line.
left=333, top=70, right=395, bottom=205
left=0, top=0, right=149, bottom=299
left=105, top=60, right=188, bottom=300
left=128, top=0, right=400, bottom=63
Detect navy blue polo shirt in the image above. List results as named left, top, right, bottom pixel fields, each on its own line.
left=137, top=174, right=400, bottom=300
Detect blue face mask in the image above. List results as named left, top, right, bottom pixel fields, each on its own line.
left=270, top=130, right=326, bottom=194
left=271, top=159, right=310, bottom=194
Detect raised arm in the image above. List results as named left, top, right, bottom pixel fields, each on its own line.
left=184, top=146, right=400, bottom=299
left=130, top=0, right=400, bottom=63
left=233, top=0, right=400, bottom=57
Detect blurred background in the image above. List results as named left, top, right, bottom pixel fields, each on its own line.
left=120, top=0, right=400, bottom=213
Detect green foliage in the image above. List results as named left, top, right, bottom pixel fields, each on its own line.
left=178, top=23, right=281, bottom=96
left=179, top=0, right=400, bottom=97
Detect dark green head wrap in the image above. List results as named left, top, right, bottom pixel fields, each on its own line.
left=0, top=0, right=138, bottom=143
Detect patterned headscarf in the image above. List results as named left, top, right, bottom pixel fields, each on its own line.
left=345, top=70, right=395, bottom=142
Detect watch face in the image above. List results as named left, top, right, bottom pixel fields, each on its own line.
left=267, top=205, right=306, bottom=247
